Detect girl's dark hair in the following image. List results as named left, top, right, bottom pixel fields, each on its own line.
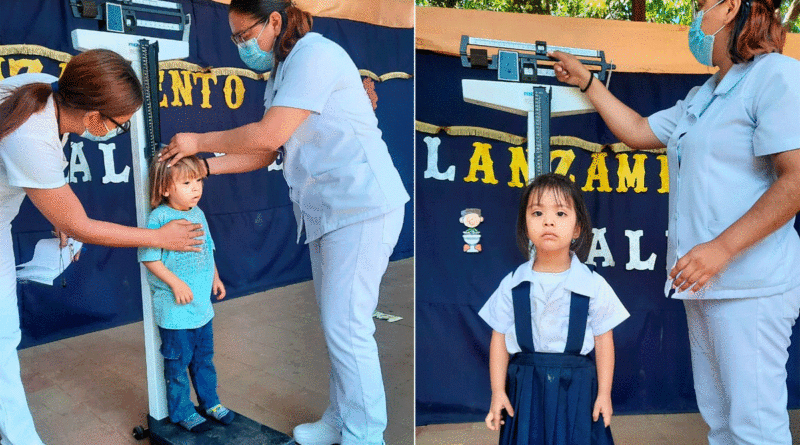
left=729, top=0, right=785, bottom=63
left=148, top=155, right=205, bottom=209
left=516, top=173, right=593, bottom=262
left=229, top=0, right=313, bottom=63
left=0, top=49, right=142, bottom=142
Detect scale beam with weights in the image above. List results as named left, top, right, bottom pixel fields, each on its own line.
left=69, top=1, right=293, bottom=443
left=460, top=35, right=616, bottom=179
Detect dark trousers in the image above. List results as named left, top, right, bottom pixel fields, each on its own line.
left=159, top=320, right=220, bottom=422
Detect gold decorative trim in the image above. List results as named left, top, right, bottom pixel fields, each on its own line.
left=359, top=70, right=413, bottom=82
left=0, top=45, right=71, bottom=62
left=416, top=121, right=667, bottom=154
left=415, top=121, right=525, bottom=145
left=158, top=60, right=271, bottom=81
left=0, top=44, right=411, bottom=83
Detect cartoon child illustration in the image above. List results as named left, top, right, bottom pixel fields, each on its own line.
left=461, top=208, right=484, bottom=253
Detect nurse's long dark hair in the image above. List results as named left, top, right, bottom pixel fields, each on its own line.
left=0, top=49, right=142, bottom=142
left=516, top=173, right=593, bottom=262
left=229, top=0, right=313, bottom=63
left=729, top=0, right=785, bottom=62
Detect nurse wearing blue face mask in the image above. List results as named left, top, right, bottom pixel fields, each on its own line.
left=160, top=1, right=409, bottom=445
left=550, top=0, right=800, bottom=443
left=0, top=49, right=204, bottom=445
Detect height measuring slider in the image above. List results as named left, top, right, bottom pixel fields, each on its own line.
left=460, top=35, right=614, bottom=179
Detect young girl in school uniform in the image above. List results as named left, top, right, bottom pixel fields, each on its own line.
left=479, top=173, right=629, bottom=445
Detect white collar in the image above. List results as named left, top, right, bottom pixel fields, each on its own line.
left=509, top=253, right=597, bottom=298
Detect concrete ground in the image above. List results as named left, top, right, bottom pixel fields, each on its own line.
left=415, top=410, right=800, bottom=444
left=19, top=258, right=414, bottom=445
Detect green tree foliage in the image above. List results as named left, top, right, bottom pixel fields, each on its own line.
left=417, top=0, right=800, bottom=31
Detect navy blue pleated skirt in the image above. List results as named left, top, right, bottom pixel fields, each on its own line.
left=499, top=352, right=614, bottom=445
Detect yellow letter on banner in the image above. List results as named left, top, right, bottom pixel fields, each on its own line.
left=9, top=58, right=43, bottom=76
left=224, top=75, right=245, bottom=110
left=551, top=149, right=576, bottom=182
left=464, top=142, right=498, bottom=184
left=582, top=152, right=612, bottom=192
left=193, top=73, right=218, bottom=109
left=169, top=70, right=193, bottom=107
left=0, top=58, right=5, bottom=80
left=616, top=153, right=648, bottom=193
left=507, top=146, right=527, bottom=188
left=159, top=70, right=168, bottom=107
left=657, top=154, right=669, bottom=193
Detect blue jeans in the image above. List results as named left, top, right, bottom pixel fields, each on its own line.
left=159, top=321, right=220, bottom=423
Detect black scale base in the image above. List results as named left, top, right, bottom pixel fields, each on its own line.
left=134, top=411, right=295, bottom=445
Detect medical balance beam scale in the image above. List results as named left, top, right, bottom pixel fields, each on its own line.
left=71, top=2, right=293, bottom=444
left=460, top=35, right=616, bottom=179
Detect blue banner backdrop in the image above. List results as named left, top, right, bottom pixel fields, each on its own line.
left=0, top=0, right=413, bottom=348
left=415, top=50, right=800, bottom=423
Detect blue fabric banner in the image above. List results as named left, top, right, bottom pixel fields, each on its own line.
left=415, top=50, right=800, bottom=423
left=1, top=0, right=413, bottom=348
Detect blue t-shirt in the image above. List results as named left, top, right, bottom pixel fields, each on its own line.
left=138, top=204, right=216, bottom=330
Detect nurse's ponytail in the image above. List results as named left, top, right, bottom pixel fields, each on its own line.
left=0, top=82, right=51, bottom=142
left=0, top=49, right=142, bottom=143
left=229, top=0, right=312, bottom=63
left=275, top=5, right=312, bottom=62
left=729, top=0, right=785, bottom=63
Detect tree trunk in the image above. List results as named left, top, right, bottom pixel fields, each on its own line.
left=632, top=0, right=646, bottom=21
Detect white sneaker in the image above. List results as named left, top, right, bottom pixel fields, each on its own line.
left=292, top=420, right=342, bottom=445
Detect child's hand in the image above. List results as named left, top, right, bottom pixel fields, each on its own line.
left=593, top=394, right=613, bottom=427
left=213, top=275, right=226, bottom=300
left=485, top=392, right=514, bottom=431
left=171, top=280, right=194, bottom=305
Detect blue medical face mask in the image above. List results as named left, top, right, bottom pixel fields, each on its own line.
left=237, top=21, right=275, bottom=72
left=80, top=117, right=122, bottom=142
left=688, top=0, right=726, bottom=66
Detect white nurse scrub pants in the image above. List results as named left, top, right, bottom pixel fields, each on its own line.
left=685, top=289, right=800, bottom=445
left=309, top=207, right=404, bottom=445
left=0, top=242, right=45, bottom=445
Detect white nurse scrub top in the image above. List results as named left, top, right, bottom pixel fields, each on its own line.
left=264, top=32, right=410, bottom=244
left=648, top=53, right=800, bottom=300
left=0, top=73, right=66, bottom=254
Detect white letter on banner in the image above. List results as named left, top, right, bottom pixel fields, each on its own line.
left=423, top=136, right=455, bottom=181
left=98, top=143, right=130, bottom=184
left=625, top=230, right=656, bottom=270
left=68, top=141, right=92, bottom=183
left=586, top=227, right=615, bottom=267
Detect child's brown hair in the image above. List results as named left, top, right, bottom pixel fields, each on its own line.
left=148, top=155, right=206, bottom=209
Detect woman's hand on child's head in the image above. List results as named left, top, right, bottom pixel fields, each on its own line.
left=158, top=219, right=204, bottom=252
left=160, top=132, right=200, bottom=167
left=213, top=276, right=226, bottom=300
left=593, top=394, right=613, bottom=427
left=485, top=392, right=514, bottom=431
left=171, top=280, right=194, bottom=305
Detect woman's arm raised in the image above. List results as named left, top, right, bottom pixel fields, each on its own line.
left=549, top=51, right=664, bottom=151
left=160, top=106, right=311, bottom=165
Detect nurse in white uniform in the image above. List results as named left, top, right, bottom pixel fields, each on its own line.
left=160, top=1, right=409, bottom=444
left=0, top=49, right=203, bottom=445
left=550, top=0, right=800, bottom=443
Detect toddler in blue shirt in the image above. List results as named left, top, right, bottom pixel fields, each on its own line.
left=138, top=155, right=234, bottom=432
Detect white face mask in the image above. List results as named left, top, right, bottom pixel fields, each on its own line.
left=80, top=115, right=124, bottom=142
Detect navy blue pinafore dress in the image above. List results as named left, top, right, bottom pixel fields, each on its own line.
left=499, top=281, right=615, bottom=445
